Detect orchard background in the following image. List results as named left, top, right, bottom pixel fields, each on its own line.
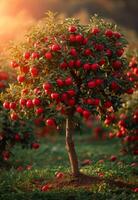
left=0, top=1, right=138, bottom=200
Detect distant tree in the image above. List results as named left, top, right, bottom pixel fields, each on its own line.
left=113, top=53, right=138, bottom=155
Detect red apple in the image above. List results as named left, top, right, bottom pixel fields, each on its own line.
left=133, top=113, right=138, bottom=123
left=110, top=81, right=119, bottom=90
left=69, top=34, right=76, bottom=42
left=95, top=43, right=104, bottom=51
left=130, top=162, right=138, bottom=167
left=84, top=49, right=92, bottom=56
left=60, top=62, right=68, bottom=69
left=23, top=52, right=31, bottom=60
left=65, top=77, right=73, bottom=86
left=126, top=88, right=133, bottom=94
left=32, top=52, right=39, bottom=59
left=56, top=78, right=64, bottom=87
left=15, top=133, right=21, bottom=141
left=19, top=99, right=27, bottom=106
left=31, top=142, right=40, bottom=149
left=109, top=132, right=115, bottom=139
left=68, top=25, right=77, bottom=32
left=51, top=44, right=61, bottom=52
left=112, top=60, right=122, bottom=70
left=70, top=48, right=77, bottom=56
left=3, top=101, right=10, bottom=110
left=33, top=98, right=41, bottom=106
left=26, top=165, right=32, bottom=170
left=36, top=107, right=44, bottom=115
left=98, top=159, right=104, bottom=163
left=43, top=82, right=52, bottom=90
left=61, top=93, right=68, bottom=102
left=30, top=67, right=39, bottom=77
left=41, top=184, right=51, bottom=191
left=82, top=159, right=92, bottom=166
left=68, top=98, right=75, bottom=106
left=0, top=82, right=5, bottom=89
left=116, top=49, right=124, bottom=57
left=76, top=106, right=83, bottom=113
left=2, top=151, right=10, bottom=161
left=82, top=37, right=88, bottom=45
left=83, top=110, right=91, bottom=119
left=46, top=118, right=56, bottom=126
left=114, top=32, right=121, bottom=39
left=88, top=81, right=96, bottom=88
left=55, top=172, right=64, bottom=179
left=21, top=88, right=28, bottom=95
left=67, top=89, right=76, bottom=96
left=95, top=79, right=103, bottom=86
left=83, top=63, right=91, bottom=70
left=75, top=34, right=83, bottom=42
left=91, top=63, right=99, bottom=70
left=45, top=52, right=52, bottom=60
left=105, top=29, right=113, bottom=37
left=104, top=101, right=112, bottom=108
left=104, top=118, right=112, bottom=126
left=106, top=49, right=112, bottom=57
left=99, top=58, right=106, bottom=66
left=75, top=59, right=81, bottom=67
left=9, top=102, right=16, bottom=110
left=116, top=131, right=123, bottom=138
left=133, top=67, right=138, bottom=75
left=20, top=66, right=29, bottom=74
left=26, top=99, right=33, bottom=108
left=118, top=120, right=126, bottom=128
left=10, top=112, right=18, bottom=121
left=68, top=60, right=75, bottom=68
left=17, top=75, right=25, bottom=83
left=34, top=87, right=41, bottom=95
left=51, top=93, right=59, bottom=100
left=10, top=61, right=18, bottom=68
left=91, top=27, right=100, bottom=35
left=87, top=98, right=93, bottom=105
left=110, top=155, right=117, bottom=162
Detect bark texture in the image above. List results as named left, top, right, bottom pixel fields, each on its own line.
left=66, top=117, right=80, bottom=176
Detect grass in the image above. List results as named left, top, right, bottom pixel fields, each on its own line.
left=0, top=135, right=138, bottom=200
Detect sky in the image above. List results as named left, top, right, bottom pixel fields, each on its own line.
left=0, top=0, right=137, bottom=46
left=0, top=0, right=88, bottom=44
left=0, top=0, right=37, bottom=43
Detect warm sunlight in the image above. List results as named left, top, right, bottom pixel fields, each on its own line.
left=0, top=0, right=35, bottom=43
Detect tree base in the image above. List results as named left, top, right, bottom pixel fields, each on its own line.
left=37, top=172, right=134, bottom=191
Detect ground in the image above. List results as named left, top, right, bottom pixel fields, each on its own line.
left=0, top=134, right=137, bottom=200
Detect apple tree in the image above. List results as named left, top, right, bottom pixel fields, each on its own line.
left=1, top=12, right=133, bottom=176
left=111, top=53, right=138, bottom=155
left=0, top=57, right=37, bottom=165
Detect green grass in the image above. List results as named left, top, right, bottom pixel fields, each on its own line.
left=0, top=135, right=138, bottom=200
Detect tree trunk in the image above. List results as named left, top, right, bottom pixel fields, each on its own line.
left=66, top=117, right=80, bottom=177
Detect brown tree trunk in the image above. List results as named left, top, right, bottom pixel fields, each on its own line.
left=66, top=116, right=80, bottom=177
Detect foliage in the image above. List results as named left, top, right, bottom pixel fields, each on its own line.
left=1, top=12, right=132, bottom=126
